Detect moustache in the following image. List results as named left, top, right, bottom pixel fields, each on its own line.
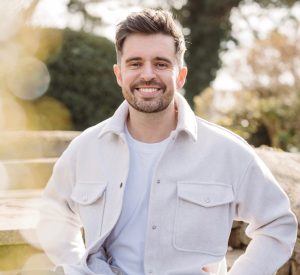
left=130, top=80, right=165, bottom=90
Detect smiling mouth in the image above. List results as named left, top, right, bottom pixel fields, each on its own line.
left=135, top=87, right=161, bottom=93
left=133, top=87, right=163, bottom=98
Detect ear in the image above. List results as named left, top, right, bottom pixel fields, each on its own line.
left=113, top=64, right=122, bottom=87
left=176, top=66, right=188, bottom=89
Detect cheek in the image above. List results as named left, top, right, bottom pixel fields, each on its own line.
left=169, top=75, right=178, bottom=89
left=160, top=71, right=177, bottom=85
left=122, top=71, right=137, bottom=85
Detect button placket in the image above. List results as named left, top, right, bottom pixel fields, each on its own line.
left=204, top=197, right=211, bottom=204
left=82, top=193, right=88, bottom=202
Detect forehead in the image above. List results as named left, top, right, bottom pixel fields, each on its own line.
left=121, top=33, right=176, bottom=62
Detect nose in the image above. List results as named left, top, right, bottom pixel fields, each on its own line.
left=140, top=63, right=155, bottom=81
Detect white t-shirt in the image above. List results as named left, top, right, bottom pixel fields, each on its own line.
left=104, top=127, right=171, bottom=275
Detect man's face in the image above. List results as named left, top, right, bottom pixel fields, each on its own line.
left=113, top=33, right=187, bottom=113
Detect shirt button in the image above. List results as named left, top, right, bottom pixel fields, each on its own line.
left=156, top=179, right=160, bottom=184
left=152, top=225, right=157, bottom=230
left=83, top=194, right=88, bottom=202
left=120, top=182, right=123, bottom=188
left=149, top=270, right=153, bottom=274
left=204, top=197, right=211, bottom=203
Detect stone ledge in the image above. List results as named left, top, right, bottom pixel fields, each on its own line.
left=0, top=145, right=299, bottom=273
left=0, top=159, right=56, bottom=190
left=0, top=131, right=80, bottom=160
left=0, top=190, right=50, bottom=272
left=0, top=189, right=244, bottom=271
left=0, top=189, right=41, bottom=244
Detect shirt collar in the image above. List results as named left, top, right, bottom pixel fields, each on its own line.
left=175, top=92, right=198, bottom=142
left=97, top=92, right=198, bottom=142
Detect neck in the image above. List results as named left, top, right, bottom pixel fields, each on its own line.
left=126, top=100, right=177, bottom=143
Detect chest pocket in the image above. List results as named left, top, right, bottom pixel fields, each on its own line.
left=173, top=182, right=234, bottom=256
left=71, top=182, right=107, bottom=247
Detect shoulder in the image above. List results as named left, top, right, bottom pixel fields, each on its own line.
left=196, top=116, right=247, bottom=144
left=63, top=118, right=111, bottom=155
left=195, top=116, right=256, bottom=161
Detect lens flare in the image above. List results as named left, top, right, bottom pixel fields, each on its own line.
left=0, top=162, right=9, bottom=190
left=0, top=97, right=4, bottom=128
left=20, top=253, right=54, bottom=272
left=0, top=1, right=23, bottom=42
left=0, top=95, right=27, bottom=130
left=6, top=57, right=51, bottom=101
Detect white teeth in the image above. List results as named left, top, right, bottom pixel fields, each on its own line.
left=138, top=88, right=159, bottom=93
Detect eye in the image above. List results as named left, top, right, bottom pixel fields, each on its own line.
left=155, top=62, right=169, bottom=70
left=128, top=62, right=141, bottom=69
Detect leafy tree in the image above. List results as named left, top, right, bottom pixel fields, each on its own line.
left=12, top=1, right=122, bottom=130
left=44, top=28, right=123, bottom=130
left=228, top=30, right=299, bottom=151
left=0, top=4, right=73, bottom=131
left=1, top=24, right=122, bottom=130
left=173, top=0, right=299, bottom=108
left=67, top=0, right=103, bottom=32
left=173, top=0, right=241, bottom=108
left=196, top=29, right=300, bottom=152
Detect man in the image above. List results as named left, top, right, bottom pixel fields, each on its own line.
left=36, top=9, right=297, bottom=275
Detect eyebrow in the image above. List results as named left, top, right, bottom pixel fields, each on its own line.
left=125, top=56, right=173, bottom=64
left=125, top=57, right=142, bottom=64
left=154, top=57, right=172, bottom=64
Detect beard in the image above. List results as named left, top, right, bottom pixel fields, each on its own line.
left=123, top=80, right=173, bottom=113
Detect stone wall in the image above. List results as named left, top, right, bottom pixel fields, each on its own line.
left=228, top=147, right=300, bottom=274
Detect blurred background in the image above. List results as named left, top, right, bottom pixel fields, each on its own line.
left=0, top=0, right=299, bottom=152
left=0, top=1, right=300, bottom=273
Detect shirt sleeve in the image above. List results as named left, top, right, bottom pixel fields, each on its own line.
left=36, top=147, right=86, bottom=266
left=228, top=154, right=298, bottom=275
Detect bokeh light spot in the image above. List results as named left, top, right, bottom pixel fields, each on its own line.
left=6, top=57, right=51, bottom=100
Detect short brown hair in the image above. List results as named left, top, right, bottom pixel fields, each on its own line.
left=115, top=9, right=186, bottom=66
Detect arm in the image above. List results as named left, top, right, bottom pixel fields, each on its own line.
left=229, top=155, right=297, bottom=275
left=36, top=148, right=85, bottom=265
left=37, top=145, right=117, bottom=275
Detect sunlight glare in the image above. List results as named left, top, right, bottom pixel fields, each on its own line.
left=0, top=1, right=23, bottom=42
left=6, top=57, right=50, bottom=101
left=0, top=163, right=9, bottom=190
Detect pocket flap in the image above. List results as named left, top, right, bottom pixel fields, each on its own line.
left=71, top=182, right=107, bottom=205
left=177, top=182, right=234, bottom=207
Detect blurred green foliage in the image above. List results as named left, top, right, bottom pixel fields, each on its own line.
left=45, top=28, right=123, bottom=130
left=195, top=31, right=300, bottom=152
left=218, top=91, right=300, bottom=151
left=2, top=26, right=122, bottom=131
left=220, top=32, right=300, bottom=151
left=0, top=25, right=73, bottom=131
left=67, top=0, right=103, bottom=32
left=20, top=95, right=73, bottom=131
left=174, top=0, right=241, bottom=108
left=173, top=0, right=299, bottom=108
